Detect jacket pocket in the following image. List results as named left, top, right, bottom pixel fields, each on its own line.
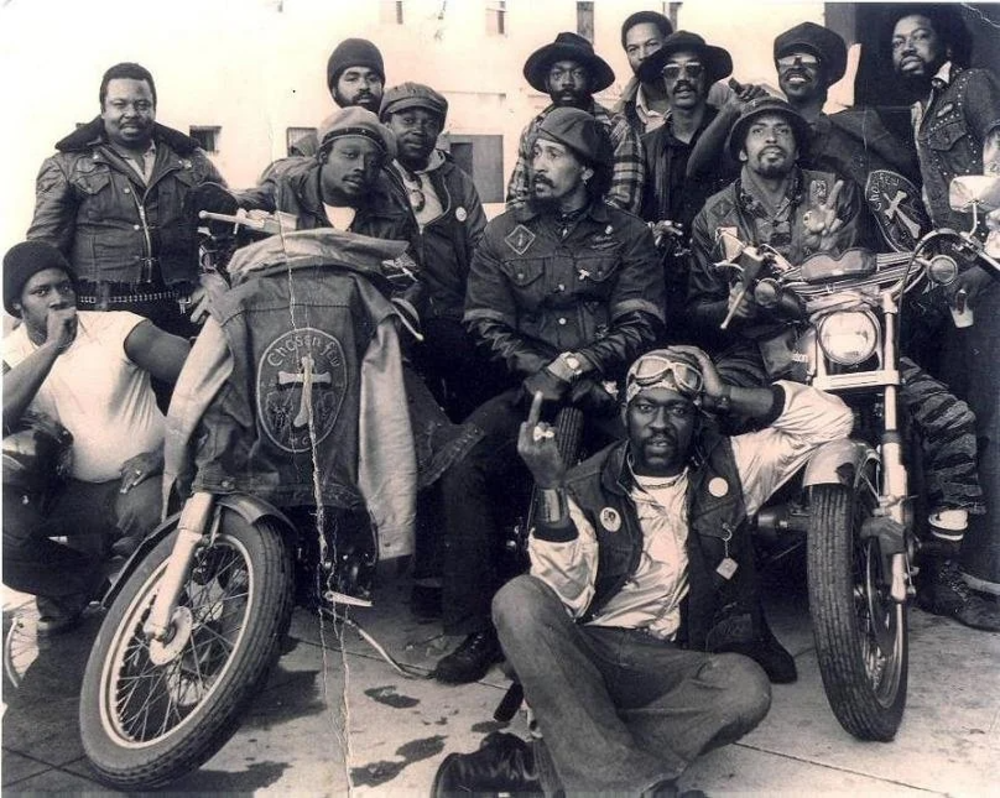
left=72, top=169, right=114, bottom=220
left=499, top=257, right=544, bottom=288
left=576, top=252, right=620, bottom=285
left=922, top=119, right=967, bottom=152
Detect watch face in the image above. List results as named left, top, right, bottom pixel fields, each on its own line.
left=565, top=355, right=581, bottom=370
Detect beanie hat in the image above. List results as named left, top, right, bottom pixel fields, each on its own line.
left=536, top=107, right=612, bottom=167
left=3, top=241, right=76, bottom=317
left=379, top=82, right=449, bottom=123
left=316, top=106, right=397, bottom=160
left=620, top=11, right=673, bottom=49
left=326, top=38, right=385, bottom=92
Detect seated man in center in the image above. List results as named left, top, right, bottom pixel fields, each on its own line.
left=432, top=107, right=666, bottom=684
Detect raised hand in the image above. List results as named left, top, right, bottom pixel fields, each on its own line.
left=802, top=179, right=846, bottom=250
left=517, top=391, right=567, bottom=489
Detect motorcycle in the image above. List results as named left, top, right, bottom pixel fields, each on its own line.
left=77, top=218, right=458, bottom=789
left=714, top=175, right=1000, bottom=742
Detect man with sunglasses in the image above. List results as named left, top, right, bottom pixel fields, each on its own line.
left=638, top=32, right=744, bottom=334
left=506, top=32, right=645, bottom=214
left=433, top=346, right=853, bottom=796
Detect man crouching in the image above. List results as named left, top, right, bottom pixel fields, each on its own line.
left=433, top=346, right=853, bottom=796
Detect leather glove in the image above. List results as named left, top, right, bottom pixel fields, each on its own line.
left=521, top=367, right=571, bottom=409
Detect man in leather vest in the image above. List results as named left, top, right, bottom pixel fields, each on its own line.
left=432, top=346, right=853, bottom=796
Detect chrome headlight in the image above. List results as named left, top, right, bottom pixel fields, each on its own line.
left=817, top=312, right=879, bottom=365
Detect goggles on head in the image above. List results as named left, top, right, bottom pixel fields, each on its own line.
left=625, top=352, right=704, bottom=404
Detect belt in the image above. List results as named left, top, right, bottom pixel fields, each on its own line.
left=77, top=282, right=181, bottom=306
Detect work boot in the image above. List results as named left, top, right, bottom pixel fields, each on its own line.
left=432, top=732, right=541, bottom=797
left=35, top=593, right=89, bottom=637
left=919, top=558, right=1000, bottom=632
left=433, top=628, right=504, bottom=684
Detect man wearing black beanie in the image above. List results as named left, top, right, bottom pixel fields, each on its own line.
left=290, top=38, right=387, bottom=157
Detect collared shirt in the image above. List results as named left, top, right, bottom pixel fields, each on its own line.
left=911, top=61, right=1000, bottom=230
left=635, top=83, right=668, bottom=133
left=528, top=380, right=854, bottom=639
left=391, top=152, right=446, bottom=231
left=110, top=140, right=156, bottom=185
left=505, top=101, right=645, bottom=215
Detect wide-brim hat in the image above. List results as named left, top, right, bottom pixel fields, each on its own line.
left=725, top=96, right=812, bottom=161
left=523, top=31, right=616, bottom=94
left=637, top=31, right=733, bottom=87
left=773, top=22, right=847, bottom=84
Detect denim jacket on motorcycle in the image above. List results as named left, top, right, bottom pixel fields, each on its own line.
left=559, top=432, right=760, bottom=651
left=27, top=117, right=225, bottom=289
left=163, top=232, right=418, bottom=557
left=911, top=64, right=1000, bottom=232
left=464, top=200, right=665, bottom=380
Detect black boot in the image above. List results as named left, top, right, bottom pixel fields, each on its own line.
left=434, top=627, right=505, bottom=684
left=432, top=732, right=541, bottom=797
left=919, top=558, right=1000, bottom=632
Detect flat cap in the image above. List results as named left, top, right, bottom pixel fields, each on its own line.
left=379, top=82, right=448, bottom=123
left=536, top=106, right=612, bottom=167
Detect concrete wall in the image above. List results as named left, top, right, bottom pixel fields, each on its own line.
left=0, top=0, right=828, bottom=253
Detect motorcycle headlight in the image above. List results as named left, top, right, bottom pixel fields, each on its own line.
left=817, top=312, right=879, bottom=366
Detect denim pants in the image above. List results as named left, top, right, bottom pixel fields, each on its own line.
left=493, top=575, right=772, bottom=794
left=441, top=389, right=620, bottom=636
left=937, top=283, right=1000, bottom=592
left=2, top=476, right=161, bottom=599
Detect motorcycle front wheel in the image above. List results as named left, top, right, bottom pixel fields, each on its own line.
left=79, top=511, right=294, bottom=789
left=807, top=470, right=908, bottom=742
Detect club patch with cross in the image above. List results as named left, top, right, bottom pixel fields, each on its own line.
left=257, top=327, right=348, bottom=453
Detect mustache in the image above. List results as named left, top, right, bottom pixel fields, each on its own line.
left=672, top=82, right=696, bottom=94
left=532, top=175, right=554, bottom=187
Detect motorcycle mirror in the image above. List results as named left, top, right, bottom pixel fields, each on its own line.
left=949, top=176, right=1000, bottom=214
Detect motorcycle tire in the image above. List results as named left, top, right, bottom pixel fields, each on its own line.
left=79, top=510, right=294, bottom=789
left=808, top=480, right=908, bottom=742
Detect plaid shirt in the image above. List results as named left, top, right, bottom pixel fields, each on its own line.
left=505, top=101, right=645, bottom=214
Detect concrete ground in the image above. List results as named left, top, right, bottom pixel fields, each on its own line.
left=3, top=554, right=999, bottom=797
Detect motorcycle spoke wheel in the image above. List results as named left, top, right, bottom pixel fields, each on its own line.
left=80, top=514, right=293, bottom=790
left=106, top=543, right=252, bottom=745
left=808, top=462, right=908, bottom=742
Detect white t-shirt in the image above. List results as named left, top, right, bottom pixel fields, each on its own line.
left=3, top=311, right=166, bottom=482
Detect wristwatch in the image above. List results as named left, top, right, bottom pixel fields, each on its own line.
left=548, top=351, right=586, bottom=383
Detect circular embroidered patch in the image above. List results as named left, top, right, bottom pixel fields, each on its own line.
left=257, top=328, right=348, bottom=453
left=708, top=477, right=730, bottom=497
left=599, top=507, right=622, bottom=532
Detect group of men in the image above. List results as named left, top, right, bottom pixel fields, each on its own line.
left=3, top=4, right=999, bottom=796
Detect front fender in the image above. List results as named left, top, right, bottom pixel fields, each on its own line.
left=102, top=494, right=295, bottom=608
left=801, top=439, right=878, bottom=489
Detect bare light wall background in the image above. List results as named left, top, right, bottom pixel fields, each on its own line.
left=0, top=0, right=827, bottom=256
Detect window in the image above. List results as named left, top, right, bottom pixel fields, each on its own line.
left=189, top=126, right=221, bottom=153
left=486, top=1, right=506, bottom=36
left=576, top=1, right=594, bottom=42
left=380, top=0, right=404, bottom=25
left=286, top=127, right=317, bottom=156
left=448, top=135, right=504, bottom=203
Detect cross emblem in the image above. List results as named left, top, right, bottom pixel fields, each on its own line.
left=884, top=190, right=921, bottom=240
left=277, top=354, right=333, bottom=429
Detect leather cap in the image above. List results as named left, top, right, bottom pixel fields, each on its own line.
left=316, top=106, right=397, bottom=160
left=536, top=106, right=612, bottom=167
left=379, top=82, right=448, bottom=123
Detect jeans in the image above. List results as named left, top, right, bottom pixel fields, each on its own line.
left=441, top=389, right=620, bottom=636
left=493, top=575, right=771, bottom=794
left=937, top=283, right=1000, bottom=592
left=3, top=476, right=162, bottom=599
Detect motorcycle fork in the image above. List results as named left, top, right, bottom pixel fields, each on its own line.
left=143, top=492, right=218, bottom=642
left=879, top=293, right=910, bottom=603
